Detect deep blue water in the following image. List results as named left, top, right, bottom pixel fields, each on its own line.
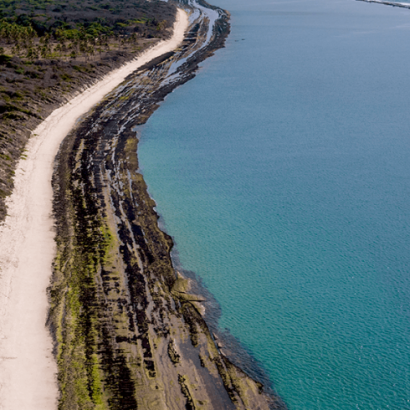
left=139, top=0, right=410, bottom=408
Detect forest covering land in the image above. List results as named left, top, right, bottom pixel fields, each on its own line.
left=0, top=0, right=176, bottom=221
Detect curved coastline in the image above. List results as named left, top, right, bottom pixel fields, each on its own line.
left=0, top=0, right=285, bottom=408
left=0, top=10, right=188, bottom=409
left=50, top=0, right=285, bottom=408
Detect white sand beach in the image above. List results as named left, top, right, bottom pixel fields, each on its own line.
left=0, top=9, right=188, bottom=409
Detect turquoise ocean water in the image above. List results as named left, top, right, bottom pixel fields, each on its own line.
left=139, top=0, right=410, bottom=408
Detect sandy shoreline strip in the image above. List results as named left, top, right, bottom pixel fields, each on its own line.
left=0, top=9, right=188, bottom=409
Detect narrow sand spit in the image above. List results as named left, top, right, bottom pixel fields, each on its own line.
left=0, top=9, right=188, bottom=409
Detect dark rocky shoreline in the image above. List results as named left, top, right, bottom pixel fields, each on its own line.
left=50, top=1, right=287, bottom=408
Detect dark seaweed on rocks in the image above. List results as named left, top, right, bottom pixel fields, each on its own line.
left=49, top=1, right=286, bottom=409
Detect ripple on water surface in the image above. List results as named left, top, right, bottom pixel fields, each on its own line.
left=139, top=0, right=410, bottom=408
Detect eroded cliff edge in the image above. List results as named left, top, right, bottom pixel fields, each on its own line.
left=50, top=1, right=285, bottom=408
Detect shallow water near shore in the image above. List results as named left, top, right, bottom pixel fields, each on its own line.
left=139, top=0, right=410, bottom=408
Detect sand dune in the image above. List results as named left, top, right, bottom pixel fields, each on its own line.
left=0, top=9, right=188, bottom=409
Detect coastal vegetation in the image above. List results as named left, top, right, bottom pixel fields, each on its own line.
left=0, top=0, right=176, bottom=221
left=0, top=0, right=173, bottom=59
